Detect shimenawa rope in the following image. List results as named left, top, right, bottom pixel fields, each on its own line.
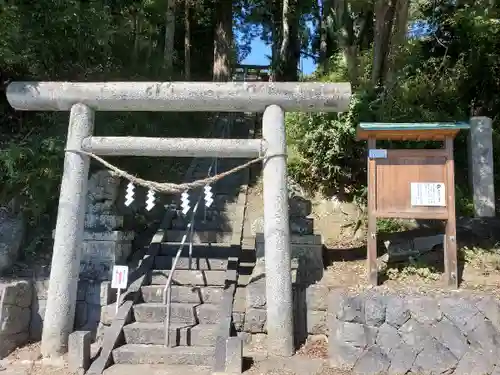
left=65, top=149, right=268, bottom=194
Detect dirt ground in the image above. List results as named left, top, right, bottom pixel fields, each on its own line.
left=311, top=192, right=500, bottom=296
left=0, top=343, right=71, bottom=375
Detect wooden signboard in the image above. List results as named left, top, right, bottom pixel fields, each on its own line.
left=356, top=122, right=470, bottom=288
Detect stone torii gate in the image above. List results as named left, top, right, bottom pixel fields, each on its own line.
left=6, top=81, right=351, bottom=359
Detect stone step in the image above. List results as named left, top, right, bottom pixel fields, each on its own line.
left=124, top=322, right=217, bottom=346
left=159, top=243, right=240, bottom=258
left=150, top=269, right=227, bottom=286
left=154, top=255, right=228, bottom=270
left=133, top=302, right=221, bottom=324
left=171, top=210, right=241, bottom=229
left=112, top=344, right=214, bottom=366
left=166, top=230, right=233, bottom=244
left=159, top=243, right=253, bottom=263
left=190, top=207, right=236, bottom=220
left=103, top=364, right=211, bottom=375
left=172, top=210, right=241, bottom=228
left=141, top=285, right=224, bottom=304
left=171, top=219, right=233, bottom=232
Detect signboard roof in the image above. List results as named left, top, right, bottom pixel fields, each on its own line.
left=357, top=122, right=470, bottom=141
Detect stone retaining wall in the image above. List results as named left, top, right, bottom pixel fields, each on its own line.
left=0, top=170, right=138, bottom=358
left=0, top=277, right=114, bottom=359
left=328, top=289, right=500, bottom=375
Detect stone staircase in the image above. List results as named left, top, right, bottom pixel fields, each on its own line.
left=97, top=114, right=255, bottom=374
left=112, top=242, right=239, bottom=367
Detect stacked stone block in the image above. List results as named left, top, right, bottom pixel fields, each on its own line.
left=328, top=290, right=500, bottom=375
left=305, top=284, right=329, bottom=336
left=80, top=170, right=134, bottom=281
left=0, top=280, right=32, bottom=357
left=289, top=195, right=314, bottom=235
left=240, top=179, right=325, bottom=346
left=254, top=233, right=324, bottom=282
left=74, top=280, right=114, bottom=335
left=30, top=278, right=48, bottom=341
left=250, top=188, right=314, bottom=237
left=243, top=234, right=324, bottom=344
left=27, top=277, right=115, bottom=344
left=243, top=259, right=298, bottom=335
left=45, top=171, right=135, bottom=339
left=78, top=171, right=135, bottom=338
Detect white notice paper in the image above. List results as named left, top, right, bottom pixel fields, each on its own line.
left=410, top=182, right=446, bottom=207
left=111, top=265, right=129, bottom=290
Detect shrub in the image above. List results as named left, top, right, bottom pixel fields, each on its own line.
left=286, top=92, right=368, bottom=199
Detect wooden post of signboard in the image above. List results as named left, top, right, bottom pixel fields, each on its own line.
left=357, top=122, right=470, bottom=288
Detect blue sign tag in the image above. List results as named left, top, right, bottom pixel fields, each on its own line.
left=368, top=149, right=387, bottom=159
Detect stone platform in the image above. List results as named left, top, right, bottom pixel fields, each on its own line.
left=328, top=289, right=500, bottom=375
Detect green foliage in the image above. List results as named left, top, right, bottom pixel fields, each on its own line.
left=286, top=92, right=367, bottom=198
left=0, top=135, right=64, bottom=220
left=376, top=219, right=412, bottom=234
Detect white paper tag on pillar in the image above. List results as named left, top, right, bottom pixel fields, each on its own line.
left=410, top=182, right=446, bottom=207
left=111, top=265, right=129, bottom=289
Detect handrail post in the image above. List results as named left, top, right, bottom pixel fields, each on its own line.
left=162, top=224, right=191, bottom=347
left=165, top=286, right=172, bottom=346
left=188, top=215, right=195, bottom=269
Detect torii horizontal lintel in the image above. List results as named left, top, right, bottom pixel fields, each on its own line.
left=6, top=81, right=351, bottom=113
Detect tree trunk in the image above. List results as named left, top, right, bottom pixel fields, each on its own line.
left=163, top=0, right=176, bottom=76
left=146, top=38, right=153, bottom=72
left=288, top=2, right=301, bottom=81
left=276, top=0, right=299, bottom=81
left=132, top=8, right=140, bottom=65
left=371, top=0, right=397, bottom=85
left=280, top=0, right=291, bottom=62
left=358, top=9, right=375, bottom=51
left=334, top=0, right=359, bottom=84
left=384, top=0, right=410, bottom=83
left=184, top=0, right=191, bottom=80
left=393, top=0, right=409, bottom=46
left=213, top=0, right=233, bottom=82
left=270, top=0, right=283, bottom=81
left=319, top=0, right=333, bottom=71
left=343, top=45, right=359, bottom=84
